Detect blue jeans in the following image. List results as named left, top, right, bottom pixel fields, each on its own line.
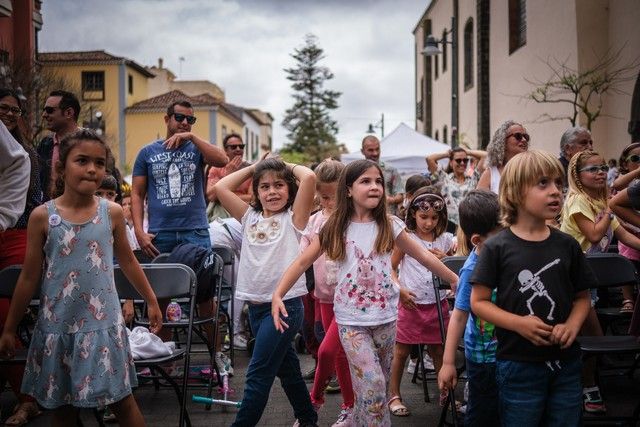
left=232, top=297, right=317, bottom=426
left=152, top=228, right=211, bottom=254
left=496, top=358, right=582, bottom=427
left=465, top=359, right=498, bottom=427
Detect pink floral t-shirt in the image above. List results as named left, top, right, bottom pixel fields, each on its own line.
left=333, top=218, right=403, bottom=326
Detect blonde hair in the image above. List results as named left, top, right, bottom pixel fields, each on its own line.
left=499, top=150, right=564, bottom=226
left=314, top=159, right=344, bottom=184
left=566, top=149, right=607, bottom=212
left=319, top=160, right=394, bottom=261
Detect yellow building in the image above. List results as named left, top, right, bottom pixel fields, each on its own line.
left=38, top=50, right=155, bottom=169
left=125, top=90, right=244, bottom=167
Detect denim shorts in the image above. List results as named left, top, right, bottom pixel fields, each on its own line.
left=152, top=228, right=211, bottom=254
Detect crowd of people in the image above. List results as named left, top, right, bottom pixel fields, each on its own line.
left=0, top=85, right=638, bottom=427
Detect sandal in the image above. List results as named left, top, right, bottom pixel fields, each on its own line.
left=388, top=395, right=410, bottom=417
left=5, top=402, right=41, bottom=426
left=620, top=299, right=635, bottom=313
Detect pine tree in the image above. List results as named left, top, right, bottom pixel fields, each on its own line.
left=282, top=34, right=342, bottom=163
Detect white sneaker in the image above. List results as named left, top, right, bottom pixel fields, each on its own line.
left=233, top=333, right=248, bottom=350
left=215, top=351, right=234, bottom=376
left=423, top=353, right=435, bottom=371
left=331, top=408, right=353, bottom=427
left=406, top=358, right=417, bottom=374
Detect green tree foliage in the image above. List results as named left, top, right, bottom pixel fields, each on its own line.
left=282, top=34, right=342, bottom=163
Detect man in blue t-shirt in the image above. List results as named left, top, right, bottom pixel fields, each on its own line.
left=132, top=100, right=228, bottom=258
left=438, top=190, right=501, bottom=426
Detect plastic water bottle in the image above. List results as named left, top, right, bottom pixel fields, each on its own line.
left=166, top=299, right=182, bottom=321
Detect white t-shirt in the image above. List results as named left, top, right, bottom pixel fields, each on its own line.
left=399, top=232, right=454, bottom=304
left=333, top=218, right=403, bottom=326
left=236, top=208, right=307, bottom=303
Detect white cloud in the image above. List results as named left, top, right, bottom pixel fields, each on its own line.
left=39, top=0, right=427, bottom=153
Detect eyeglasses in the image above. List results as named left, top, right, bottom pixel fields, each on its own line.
left=0, top=103, right=22, bottom=116
left=453, top=158, right=470, bottom=165
left=411, top=194, right=445, bottom=212
left=626, top=154, right=640, bottom=164
left=172, top=113, right=197, bottom=125
left=42, top=106, right=59, bottom=114
left=507, top=132, right=530, bottom=142
left=579, top=164, right=609, bottom=174
left=226, top=144, right=245, bottom=150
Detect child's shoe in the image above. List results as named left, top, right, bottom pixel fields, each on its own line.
left=583, top=386, right=607, bottom=413
left=215, top=351, right=234, bottom=376
left=406, top=358, right=417, bottom=374
left=331, top=408, right=353, bottom=427
left=423, top=353, right=435, bottom=371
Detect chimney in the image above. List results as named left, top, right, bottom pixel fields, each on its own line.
left=158, top=58, right=164, bottom=69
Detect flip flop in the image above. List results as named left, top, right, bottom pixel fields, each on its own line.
left=5, top=402, right=41, bottom=426
left=388, top=395, right=411, bottom=417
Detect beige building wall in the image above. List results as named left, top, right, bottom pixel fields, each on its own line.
left=172, top=81, right=225, bottom=101
left=416, top=0, right=639, bottom=160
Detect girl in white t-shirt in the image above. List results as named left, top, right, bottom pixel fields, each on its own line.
left=389, top=187, right=454, bottom=416
left=215, top=157, right=318, bottom=427
left=272, top=159, right=458, bottom=426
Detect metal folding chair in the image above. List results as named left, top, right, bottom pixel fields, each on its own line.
left=114, top=263, right=198, bottom=427
left=579, top=253, right=640, bottom=426
left=212, top=245, right=236, bottom=362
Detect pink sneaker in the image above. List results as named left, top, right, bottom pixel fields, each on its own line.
left=331, top=408, right=353, bottom=427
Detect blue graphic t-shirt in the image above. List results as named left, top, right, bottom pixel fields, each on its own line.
left=133, top=139, right=208, bottom=232
left=453, top=249, right=497, bottom=363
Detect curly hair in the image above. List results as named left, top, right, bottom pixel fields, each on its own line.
left=486, top=120, right=520, bottom=167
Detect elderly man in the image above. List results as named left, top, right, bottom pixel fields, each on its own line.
left=361, top=135, right=404, bottom=214
left=559, top=126, right=593, bottom=187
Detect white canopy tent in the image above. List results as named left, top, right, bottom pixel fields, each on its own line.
left=342, top=123, right=450, bottom=180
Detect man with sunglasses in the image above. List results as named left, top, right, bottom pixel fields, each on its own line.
left=361, top=135, right=404, bottom=214
left=36, top=90, right=81, bottom=200
left=132, top=100, right=228, bottom=260
left=559, top=127, right=593, bottom=190
left=206, top=133, right=253, bottom=220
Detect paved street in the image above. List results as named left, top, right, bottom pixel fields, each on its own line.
left=1, top=344, right=638, bottom=426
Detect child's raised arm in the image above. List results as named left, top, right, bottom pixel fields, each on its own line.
left=0, top=206, right=47, bottom=359
left=287, top=163, right=316, bottom=231
left=609, top=189, right=640, bottom=227
left=395, top=230, right=459, bottom=291
left=471, top=284, right=553, bottom=347
left=215, top=164, right=255, bottom=222
left=272, top=235, right=322, bottom=332
left=110, top=203, right=162, bottom=334
left=572, top=211, right=614, bottom=245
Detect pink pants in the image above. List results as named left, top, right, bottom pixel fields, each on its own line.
left=310, top=303, right=354, bottom=409
left=338, top=321, right=396, bottom=427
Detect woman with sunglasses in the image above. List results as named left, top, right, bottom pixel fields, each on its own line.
left=477, top=120, right=530, bottom=194
left=426, top=147, right=487, bottom=230
left=0, top=88, right=43, bottom=426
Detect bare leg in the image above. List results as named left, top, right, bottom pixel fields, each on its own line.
left=110, top=394, right=146, bottom=427
left=198, top=298, right=221, bottom=352
left=581, top=307, right=603, bottom=387
left=389, top=342, right=411, bottom=399
left=427, top=344, right=445, bottom=375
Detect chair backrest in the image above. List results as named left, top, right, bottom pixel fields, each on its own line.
left=212, top=245, right=235, bottom=266
left=0, top=265, right=40, bottom=299
left=436, top=256, right=468, bottom=290
left=113, top=263, right=197, bottom=300
left=586, top=253, right=638, bottom=288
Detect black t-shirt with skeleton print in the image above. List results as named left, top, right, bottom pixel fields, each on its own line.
left=471, top=227, right=596, bottom=362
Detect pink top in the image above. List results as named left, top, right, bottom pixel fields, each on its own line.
left=207, top=166, right=252, bottom=198
left=301, top=211, right=338, bottom=303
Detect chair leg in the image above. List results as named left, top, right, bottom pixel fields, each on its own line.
left=418, top=344, right=430, bottom=403
left=153, top=364, right=192, bottom=427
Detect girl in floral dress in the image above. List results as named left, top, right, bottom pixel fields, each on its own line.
left=0, top=129, right=162, bottom=426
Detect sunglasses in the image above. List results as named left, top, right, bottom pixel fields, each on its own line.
left=579, top=164, right=609, bottom=174
left=626, top=154, right=640, bottom=164
left=172, top=113, right=197, bottom=125
left=42, top=106, right=60, bottom=114
left=0, top=103, right=22, bottom=116
left=226, top=144, right=245, bottom=150
left=411, top=194, right=445, bottom=212
left=507, top=132, right=530, bottom=142
left=453, top=158, right=470, bottom=165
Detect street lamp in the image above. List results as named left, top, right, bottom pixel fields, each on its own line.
left=366, top=113, right=385, bottom=138
left=422, top=16, right=458, bottom=147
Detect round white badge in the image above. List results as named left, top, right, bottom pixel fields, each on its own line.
left=49, top=214, right=61, bottom=227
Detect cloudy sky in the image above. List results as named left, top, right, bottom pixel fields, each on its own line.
left=39, top=0, right=428, bottom=153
